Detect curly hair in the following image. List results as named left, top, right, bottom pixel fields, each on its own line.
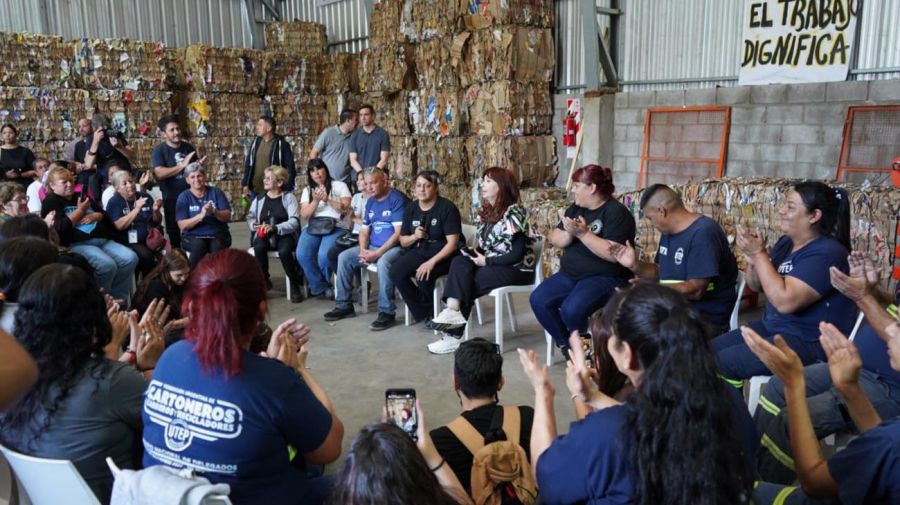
left=595, top=283, right=753, bottom=505
left=329, top=423, right=459, bottom=505
left=0, top=182, right=24, bottom=207
left=0, top=264, right=111, bottom=449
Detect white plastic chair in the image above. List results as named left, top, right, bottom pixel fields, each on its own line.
left=746, top=310, right=866, bottom=416
left=729, top=271, right=747, bottom=331
left=0, top=443, right=99, bottom=505
left=463, top=237, right=545, bottom=353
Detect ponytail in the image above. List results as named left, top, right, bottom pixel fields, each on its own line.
left=833, top=188, right=851, bottom=251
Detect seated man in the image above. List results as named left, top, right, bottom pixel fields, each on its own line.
left=324, top=167, right=407, bottom=331
left=755, top=253, right=900, bottom=484
left=430, top=337, right=534, bottom=496
left=610, top=184, right=738, bottom=335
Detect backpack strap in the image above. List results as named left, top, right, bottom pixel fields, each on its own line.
left=501, top=405, right=521, bottom=445
left=447, top=415, right=486, bottom=455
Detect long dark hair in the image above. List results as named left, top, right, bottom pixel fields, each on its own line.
left=596, top=283, right=753, bottom=505
left=329, top=423, right=459, bottom=505
left=308, top=158, right=333, bottom=196
left=478, top=166, right=520, bottom=225
left=135, top=249, right=190, bottom=312
left=0, top=237, right=58, bottom=310
left=183, top=249, right=267, bottom=377
left=792, top=181, right=851, bottom=250
left=0, top=264, right=111, bottom=448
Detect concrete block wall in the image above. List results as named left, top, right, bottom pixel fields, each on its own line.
left=611, top=79, right=900, bottom=192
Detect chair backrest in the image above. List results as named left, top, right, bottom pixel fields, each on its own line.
left=531, top=237, right=545, bottom=284
left=729, top=271, right=746, bottom=331
left=0, top=443, right=99, bottom=505
left=461, top=224, right=478, bottom=247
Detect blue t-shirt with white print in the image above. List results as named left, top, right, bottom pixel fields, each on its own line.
left=362, top=188, right=407, bottom=249
left=142, top=340, right=333, bottom=505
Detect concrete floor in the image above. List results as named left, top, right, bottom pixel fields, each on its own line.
left=230, top=223, right=577, bottom=469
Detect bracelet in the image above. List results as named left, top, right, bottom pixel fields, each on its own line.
left=571, top=392, right=586, bottom=403
left=429, top=458, right=446, bottom=472
left=87, top=150, right=98, bottom=156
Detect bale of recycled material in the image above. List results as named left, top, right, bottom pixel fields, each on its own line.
left=191, top=136, right=252, bottom=182
left=182, top=45, right=266, bottom=95
left=72, top=38, right=170, bottom=90
left=322, top=93, right=365, bottom=126
left=264, top=52, right=326, bottom=95
left=0, top=87, right=90, bottom=142
left=414, top=37, right=461, bottom=90
left=363, top=91, right=411, bottom=137
left=458, top=27, right=555, bottom=86
left=0, top=32, right=74, bottom=88
left=264, top=94, right=330, bottom=138
left=412, top=0, right=462, bottom=42
left=459, top=0, right=554, bottom=30
left=323, top=53, right=360, bottom=94
left=90, top=90, right=173, bottom=139
left=465, top=135, right=557, bottom=187
left=176, top=92, right=264, bottom=138
left=369, top=0, right=415, bottom=46
left=359, top=44, right=417, bottom=94
left=409, top=87, right=466, bottom=138
left=264, top=21, right=328, bottom=53
left=465, top=81, right=552, bottom=136
left=416, top=137, right=467, bottom=184
left=386, top=136, right=417, bottom=181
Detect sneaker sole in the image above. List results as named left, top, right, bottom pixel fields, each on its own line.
left=427, top=344, right=459, bottom=355
left=324, top=312, right=356, bottom=322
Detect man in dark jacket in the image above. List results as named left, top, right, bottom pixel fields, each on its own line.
left=241, top=116, right=296, bottom=199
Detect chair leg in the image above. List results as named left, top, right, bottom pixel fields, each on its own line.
left=404, top=304, right=410, bottom=326
left=285, top=276, right=291, bottom=301
left=360, top=269, right=369, bottom=314
left=432, top=284, right=441, bottom=335
left=495, top=294, right=504, bottom=354
left=475, top=299, right=484, bottom=325
left=505, top=293, right=517, bottom=332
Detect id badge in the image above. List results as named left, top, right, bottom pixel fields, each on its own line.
left=128, top=229, right=138, bottom=244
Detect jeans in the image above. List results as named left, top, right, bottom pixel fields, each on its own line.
left=296, top=227, right=348, bottom=295
left=254, top=233, right=304, bottom=286
left=162, top=198, right=181, bottom=249
left=388, top=249, right=456, bottom=321
left=441, top=255, right=533, bottom=336
left=713, top=320, right=827, bottom=382
left=182, top=233, right=232, bottom=267
left=335, top=245, right=403, bottom=315
left=529, top=271, right=628, bottom=347
left=754, top=362, right=900, bottom=484
left=71, top=238, right=139, bottom=301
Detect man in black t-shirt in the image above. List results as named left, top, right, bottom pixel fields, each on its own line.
left=72, top=114, right=133, bottom=192
left=430, top=338, right=534, bottom=495
left=151, top=115, right=206, bottom=249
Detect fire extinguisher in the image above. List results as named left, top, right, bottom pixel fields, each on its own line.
left=562, top=113, right=577, bottom=147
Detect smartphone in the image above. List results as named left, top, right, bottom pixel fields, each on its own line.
left=460, top=246, right=476, bottom=257
left=385, top=388, right=417, bottom=441
left=580, top=333, right=594, bottom=369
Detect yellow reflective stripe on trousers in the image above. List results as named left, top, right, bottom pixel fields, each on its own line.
left=887, top=304, right=898, bottom=319
left=760, top=433, right=795, bottom=471
left=758, top=395, right=782, bottom=417
left=773, top=485, right=799, bottom=505
left=719, top=374, right=744, bottom=389
left=659, top=279, right=716, bottom=291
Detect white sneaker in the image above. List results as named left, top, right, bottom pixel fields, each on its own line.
left=427, top=334, right=462, bottom=354
left=429, top=308, right=467, bottom=331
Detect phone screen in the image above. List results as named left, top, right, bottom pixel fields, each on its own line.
left=581, top=334, right=594, bottom=369
left=385, top=389, right=417, bottom=440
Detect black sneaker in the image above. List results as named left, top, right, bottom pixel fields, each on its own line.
left=369, top=312, right=396, bottom=331
left=289, top=282, right=304, bottom=303
left=324, top=306, right=356, bottom=321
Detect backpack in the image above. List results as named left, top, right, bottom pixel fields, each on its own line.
left=446, top=406, right=537, bottom=505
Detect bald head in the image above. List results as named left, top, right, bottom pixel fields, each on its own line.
left=640, top=184, right=684, bottom=213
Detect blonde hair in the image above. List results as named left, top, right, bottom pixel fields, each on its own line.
left=265, top=165, right=288, bottom=185
left=44, top=166, right=73, bottom=190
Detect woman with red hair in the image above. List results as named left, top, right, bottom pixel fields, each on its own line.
left=141, top=249, right=344, bottom=505
left=529, top=164, right=635, bottom=356
left=427, top=167, right=535, bottom=354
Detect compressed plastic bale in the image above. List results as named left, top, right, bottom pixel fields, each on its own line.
left=72, top=38, right=171, bottom=90
left=182, top=45, right=266, bottom=95
left=264, top=21, right=328, bottom=53
left=0, top=87, right=90, bottom=142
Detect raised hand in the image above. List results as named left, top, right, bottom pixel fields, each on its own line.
left=518, top=347, right=554, bottom=393
left=830, top=266, right=869, bottom=302
left=819, top=322, right=862, bottom=390
left=736, top=225, right=766, bottom=256
left=609, top=240, right=636, bottom=269
left=741, top=326, right=804, bottom=388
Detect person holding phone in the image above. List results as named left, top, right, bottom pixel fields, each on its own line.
left=141, top=249, right=344, bottom=505
left=175, top=163, right=232, bottom=267
left=0, top=123, right=36, bottom=190
left=427, top=167, right=533, bottom=354
left=529, top=165, right=635, bottom=356
left=390, top=170, right=462, bottom=324
left=40, top=166, right=138, bottom=301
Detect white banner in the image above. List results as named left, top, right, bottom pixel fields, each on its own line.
left=739, top=0, right=860, bottom=86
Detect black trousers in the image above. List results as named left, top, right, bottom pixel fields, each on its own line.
left=388, top=249, right=456, bottom=321
left=327, top=241, right=353, bottom=279
left=163, top=198, right=181, bottom=249
left=182, top=233, right=232, bottom=267
left=128, top=243, right=157, bottom=277
left=253, top=234, right=304, bottom=286
left=441, top=255, right=532, bottom=336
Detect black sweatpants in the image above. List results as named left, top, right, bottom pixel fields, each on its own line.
left=441, top=255, right=532, bottom=336
left=253, top=234, right=304, bottom=287
left=388, top=249, right=456, bottom=321
left=162, top=198, right=181, bottom=249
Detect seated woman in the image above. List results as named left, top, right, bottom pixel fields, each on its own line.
left=142, top=249, right=344, bottom=505
left=106, top=169, right=163, bottom=277
left=427, top=167, right=534, bottom=355
left=325, top=169, right=368, bottom=293
left=134, top=249, right=191, bottom=345
left=246, top=165, right=304, bottom=302
left=389, top=170, right=461, bottom=324
left=0, top=181, right=29, bottom=221
left=41, top=166, right=138, bottom=301
left=175, top=162, right=232, bottom=267
left=0, top=236, right=59, bottom=333
left=714, top=181, right=856, bottom=384
left=529, top=165, right=635, bottom=354
left=296, top=158, right=351, bottom=299
left=330, top=415, right=471, bottom=505
left=747, top=323, right=900, bottom=504
left=519, top=283, right=755, bottom=504
left=0, top=263, right=164, bottom=504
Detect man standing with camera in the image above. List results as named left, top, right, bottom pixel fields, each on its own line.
left=73, top=113, right=133, bottom=196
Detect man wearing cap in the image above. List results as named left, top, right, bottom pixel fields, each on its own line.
left=176, top=162, right=232, bottom=267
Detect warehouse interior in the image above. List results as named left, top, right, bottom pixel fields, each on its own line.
left=0, top=0, right=899, bottom=504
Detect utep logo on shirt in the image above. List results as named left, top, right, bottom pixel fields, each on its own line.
left=144, top=380, right=243, bottom=452
left=589, top=219, right=603, bottom=235
left=674, top=247, right=684, bottom=266
left=778, top=260, right=793, bottom=274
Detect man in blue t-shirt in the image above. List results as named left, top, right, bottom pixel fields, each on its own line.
left=754, top=261, right=900, bottom=485
left=611, top=184, right=738, bottom=334
left=348, top=104, right=390, bottom=178
left=325, top=167, right=407, bottom=331
left=152, top=115, right=207, bottom=249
